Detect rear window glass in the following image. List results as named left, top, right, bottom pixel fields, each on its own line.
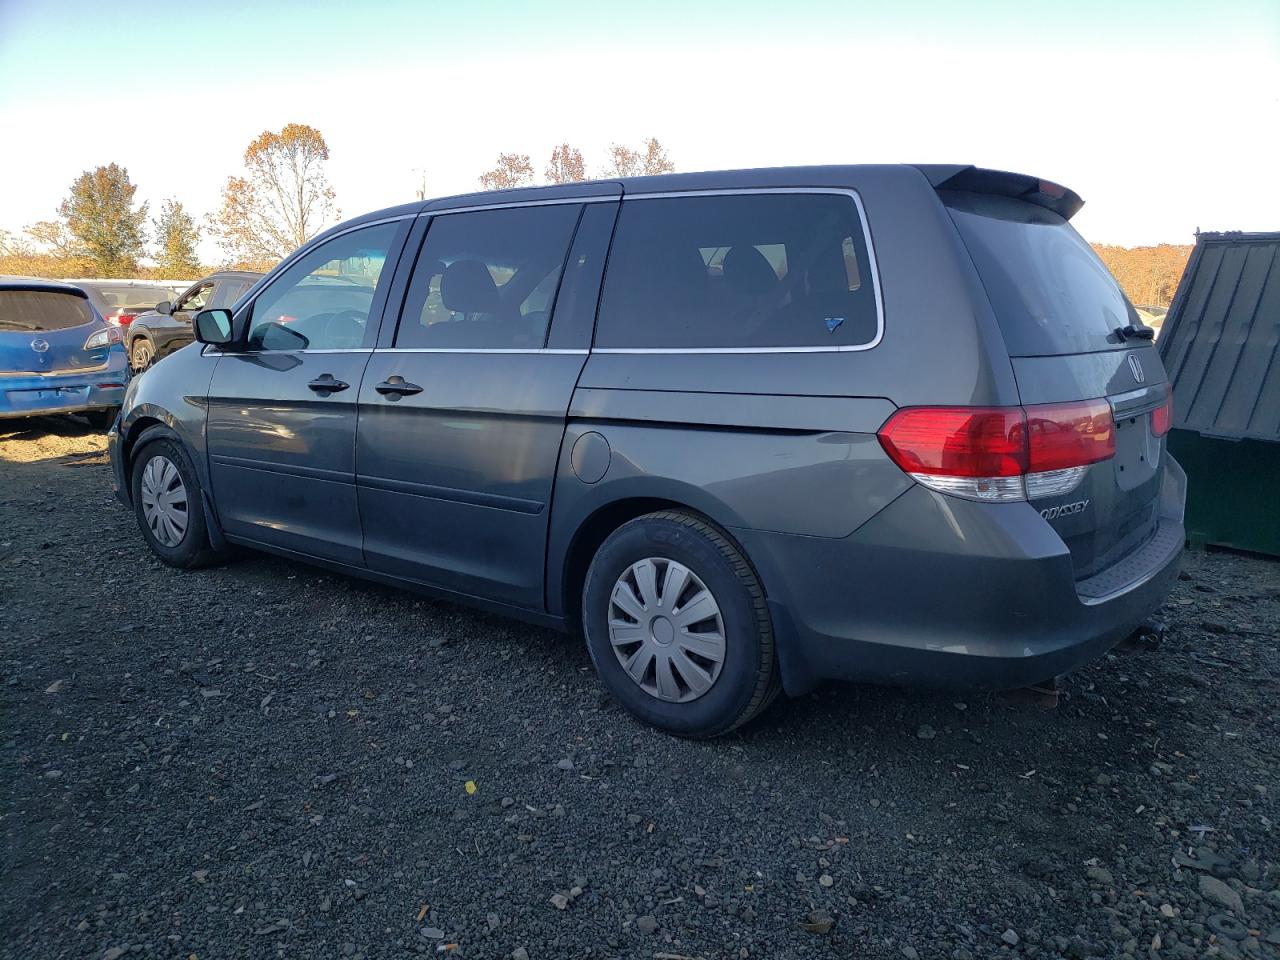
left=0, top=290, right=94, bottom=332
left=595, top=193, right=879, bottom=350
left=87, top=285, right=167, bottom=310
left=943, top=191, right=1136, bottom=356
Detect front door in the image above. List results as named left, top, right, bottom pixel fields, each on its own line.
left=206, top=220, right=409, bottom=564
left=356, top=200, right=617, bottom=607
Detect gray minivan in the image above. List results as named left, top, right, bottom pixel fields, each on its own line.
left=108, top=165, right=1185, bottom=737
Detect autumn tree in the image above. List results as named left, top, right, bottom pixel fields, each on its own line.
left=212, top=123, right=337, bottom=269
left=26, top=219, right=78, bottom=259
left=603, top=138, right=675, bottom=177
left=56, top=163, right=148, bottom=275
left=1092, top=243, right=1192, bottom=307
left=152, top=200, right=202, bottom=278
left=478, top=153, right=535, bottom=191
left=545, top=144, right=587, bottom=184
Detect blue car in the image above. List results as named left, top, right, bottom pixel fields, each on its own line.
left=1, top=277, right=129, bottom=429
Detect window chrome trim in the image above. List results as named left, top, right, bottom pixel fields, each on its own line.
left=373, top=348, right=588, bottom=355
left=424, top=195, right=614, bottom=217
left=595, top=187, right=885, bottom=355
left=205, top=347, right=374, bottom=356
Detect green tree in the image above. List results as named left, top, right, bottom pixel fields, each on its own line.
left=152, top=200, right=202, bottom=278
left=212, top=123, right=338, bottom=269
left=58, top=163, right=148, bottom=275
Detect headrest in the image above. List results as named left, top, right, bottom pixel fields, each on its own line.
left=440, top=260, right=498, bottom=314
left=723, top=246, right=779, bottom=296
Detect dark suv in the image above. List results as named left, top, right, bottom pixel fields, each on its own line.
left=125, top=271, right=261, bottom=371
left=108, top=165, right=1185, bottom=737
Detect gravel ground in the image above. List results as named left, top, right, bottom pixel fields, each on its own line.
left=2, top=417, right=1278, bottom=960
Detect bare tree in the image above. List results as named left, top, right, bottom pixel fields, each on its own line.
left=478, top=153, right=535, bottom=191
left=545, top=144, right=587, bottom=184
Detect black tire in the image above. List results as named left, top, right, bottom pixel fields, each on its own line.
left=129, top=433, right=226, bottom=569
left=582, top=511, right=781, bottom=738
left=130, top=337, right=155, bottom=372
left=82, top=407, right=120, bottom=431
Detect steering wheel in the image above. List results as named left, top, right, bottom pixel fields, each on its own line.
left=313, top=308, right=368, bottom=347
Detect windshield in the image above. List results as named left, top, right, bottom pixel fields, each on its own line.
left=0, top=290, right=95, bottom=332
left=943, top=191, right=1137, bottom=356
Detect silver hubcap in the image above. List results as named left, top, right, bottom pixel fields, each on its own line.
left=140, top=455, right=188, bottom=547
left=607, top=558, right=726, bottom=703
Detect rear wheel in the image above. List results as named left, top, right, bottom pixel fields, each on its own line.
left=82, top=407, right=119, bottom=431
left=582, top=511, right=780, bottom=738
left=129, top=435, right=225, bottom=568
left=130, top=338, right=155, bottom=372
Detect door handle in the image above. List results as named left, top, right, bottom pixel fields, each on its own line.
left=374, top=376, right=424, bottom=398
left=307, top=374, right=349, bottom=393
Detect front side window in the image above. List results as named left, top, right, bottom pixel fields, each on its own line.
left=177, top=283, right=214, bottom=314
left=595, top=193, right=878, bottom=350
left=248, top=223, right=400, bottom=351
left=396, top=204, right=581, bottom=350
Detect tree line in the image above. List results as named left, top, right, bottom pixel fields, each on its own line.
left=0, top=126, right=1191, bottom=308
left=1090, top=243, right=1192, bottom=308
left=477, top=138, right=675, bottom=190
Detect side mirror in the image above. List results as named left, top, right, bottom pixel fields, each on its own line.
left=155, top=300, right=172, bottom=316
left=194, top=309, right=234, bottom=346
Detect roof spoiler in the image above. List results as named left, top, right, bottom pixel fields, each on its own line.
left=915, top=165, right=1085, bottom=220
left=0, top=280, right=89, bottom=298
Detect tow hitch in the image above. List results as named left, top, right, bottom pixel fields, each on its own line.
left=1122, top=617, right=1168, bottom=651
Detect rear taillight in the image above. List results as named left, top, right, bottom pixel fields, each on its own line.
left=877, top=400, right=1116, bottom=502
left=105, top=313, right=137, bottom=327
left=84, top=327, right=123, bottom=350
left=1151, top=392, right=1173, bottom=437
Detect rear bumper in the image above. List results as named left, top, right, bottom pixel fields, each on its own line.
left=0, top=353, right=128, bottom=419
left=737, top=458, right=1187, bottom=694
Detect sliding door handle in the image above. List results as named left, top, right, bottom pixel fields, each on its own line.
left=374, top=376, right=424, bottom=398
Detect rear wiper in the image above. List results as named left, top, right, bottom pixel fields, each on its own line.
left=1115, top=322, right=1156, bottom=341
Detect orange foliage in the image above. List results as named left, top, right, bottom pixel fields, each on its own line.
left=1091, top=243, right=1192, bottom=308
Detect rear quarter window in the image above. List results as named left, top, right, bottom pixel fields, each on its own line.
left=0, top=290, right=94, bottom=332
left=943, top=191, right=1136, bottom=356
left=594, top=192, right=880, bottom=350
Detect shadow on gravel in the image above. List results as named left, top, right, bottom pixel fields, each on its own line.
left=0, top=414, right=101, bottom=440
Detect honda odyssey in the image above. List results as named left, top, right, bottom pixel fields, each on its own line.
left=108, top=165, right=1185, bottom=737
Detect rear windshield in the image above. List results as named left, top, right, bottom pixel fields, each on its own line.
left=943, top=191, right=1136, bottom=356
left=85, top=284, right=167, bottom=311
left=0, top=290, right=94, bottom=332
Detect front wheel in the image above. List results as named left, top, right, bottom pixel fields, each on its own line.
left=129, top=434, right=226, bottom=568
left=582, top=511, right=780, bottom=738
left=130, top=338, right=155, bottom=372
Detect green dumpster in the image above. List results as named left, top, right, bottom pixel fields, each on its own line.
left=1159, top=230, right=1280, bottom=557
